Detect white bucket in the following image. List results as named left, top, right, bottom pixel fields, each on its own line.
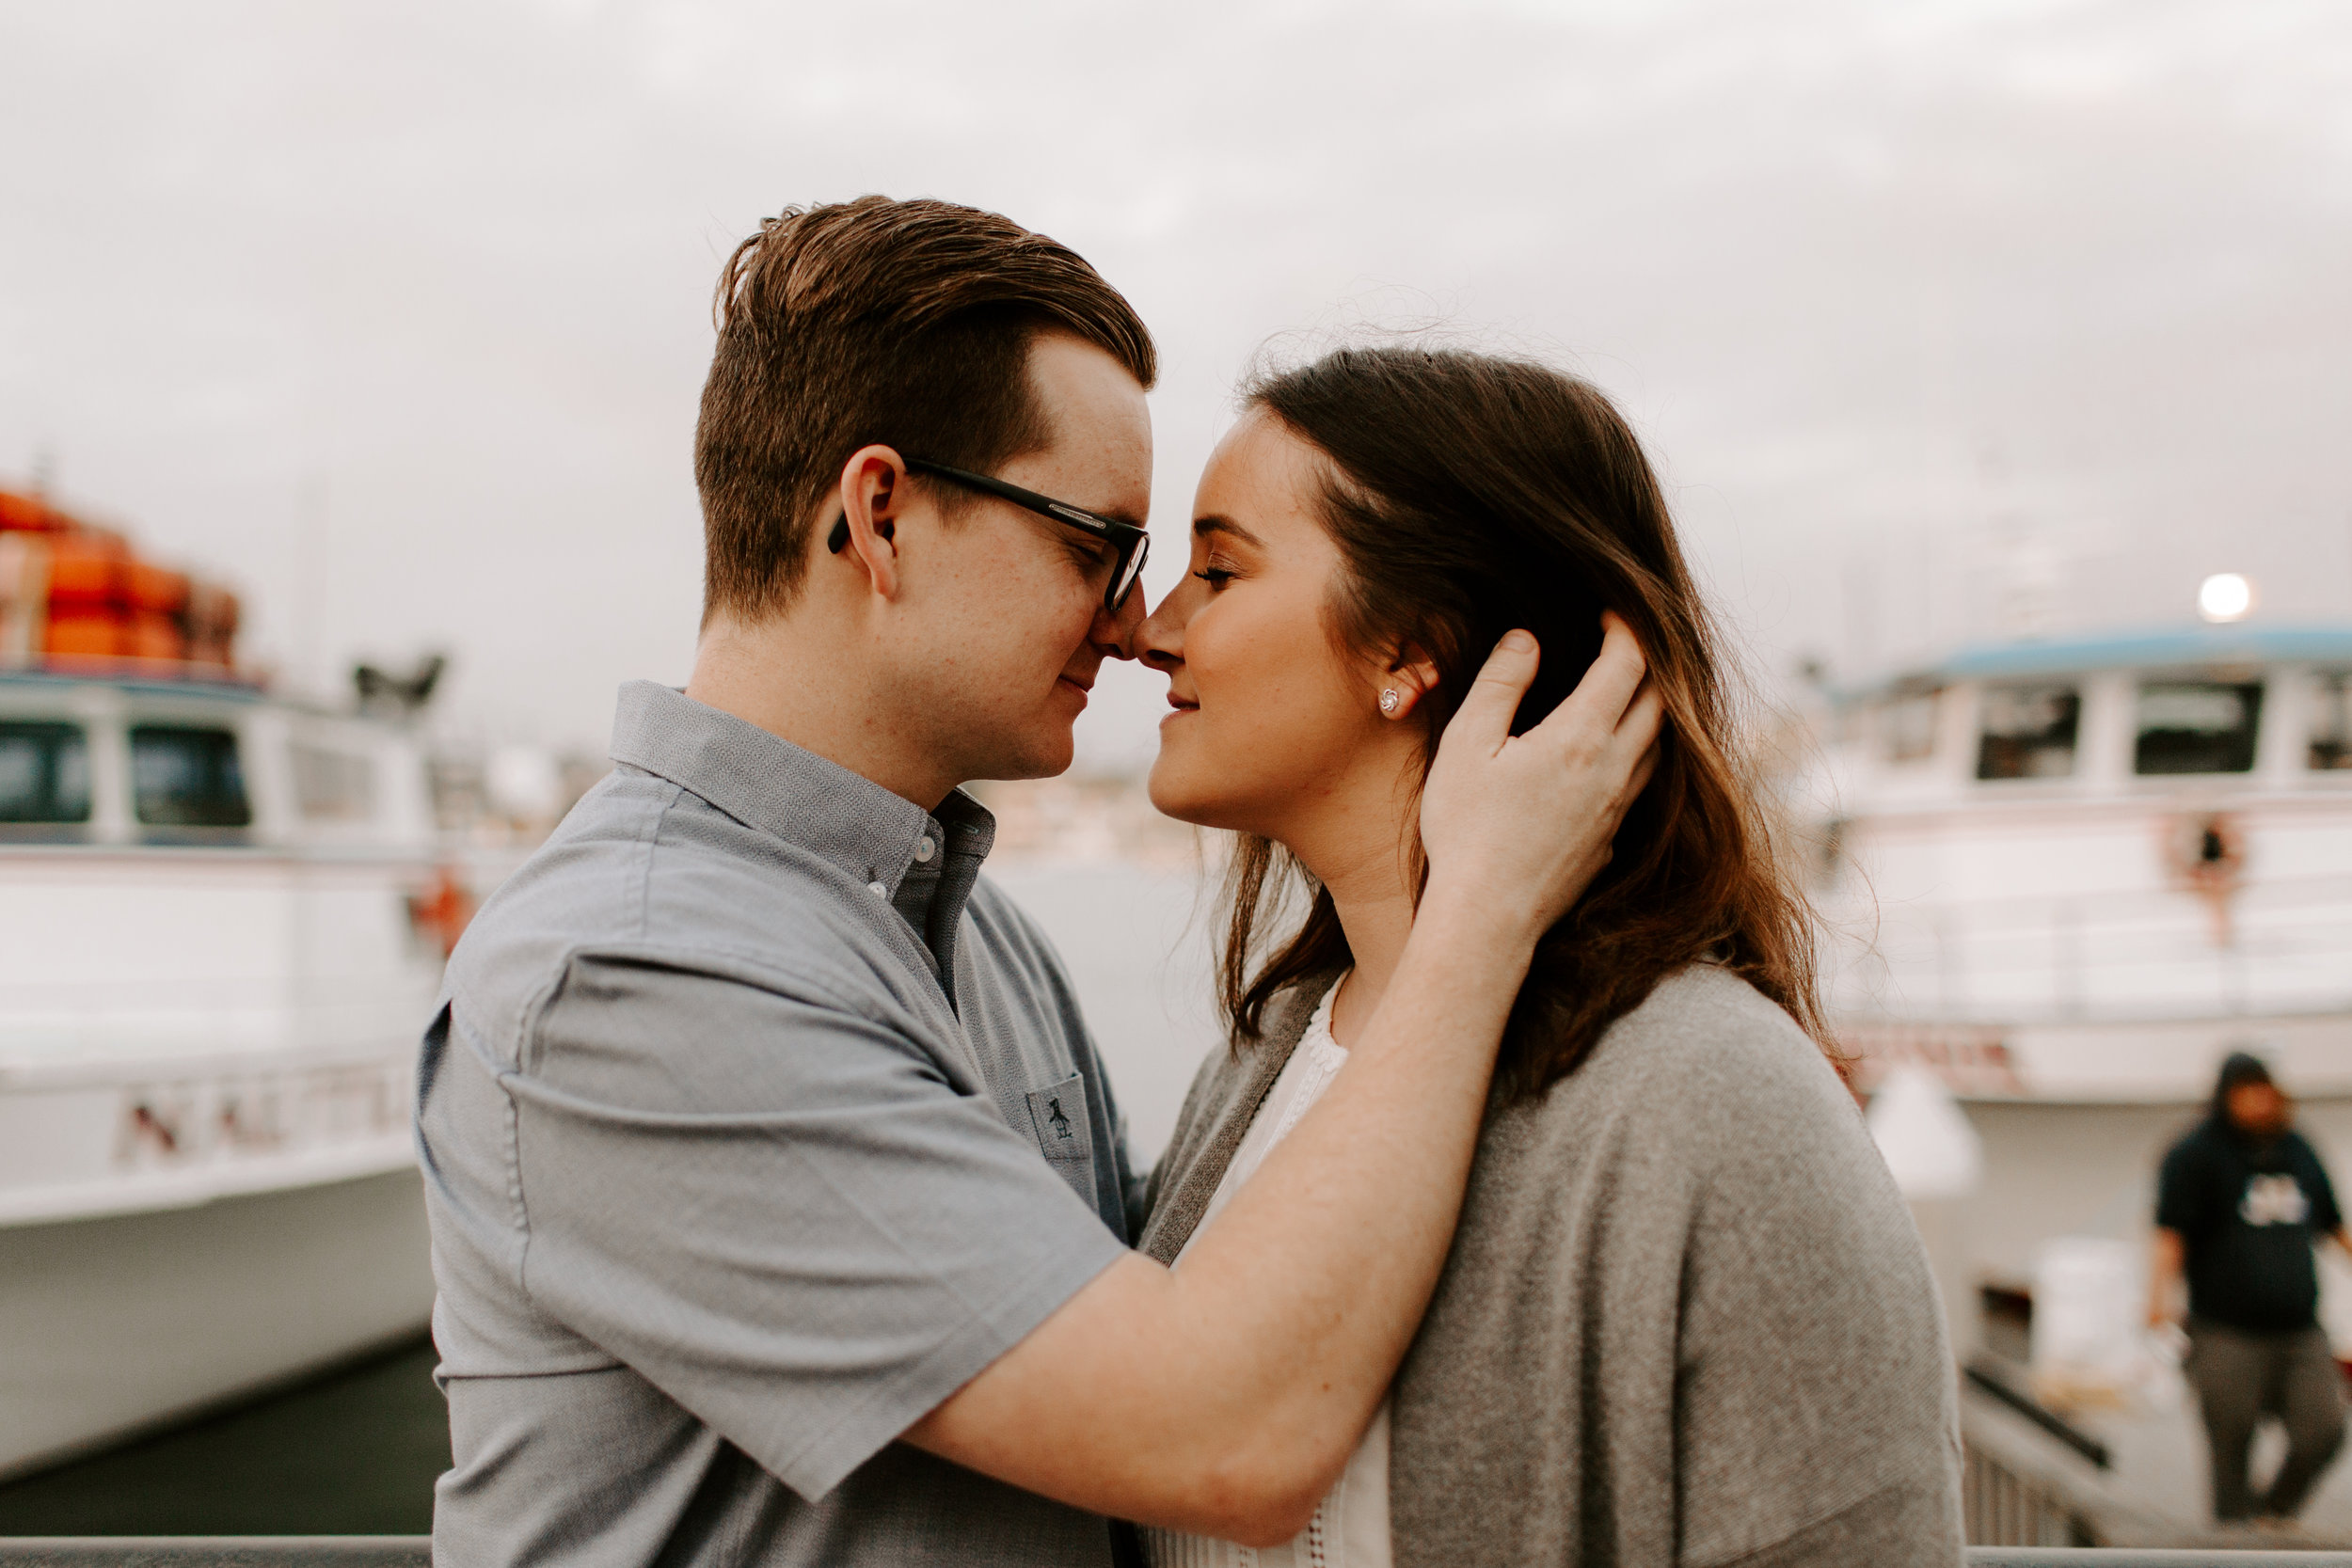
left=2033, top=1236, right=2162, bottom=1409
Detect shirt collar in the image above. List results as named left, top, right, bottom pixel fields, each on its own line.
left=607, top=681, right=995, bottom=896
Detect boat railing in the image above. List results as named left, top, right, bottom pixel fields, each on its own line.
left=0, top=1541, right=2347, bottom=1567
left=1826, top=868, right=2352, bottom=1025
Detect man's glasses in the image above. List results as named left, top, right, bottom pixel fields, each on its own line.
left=826, top=458, right=1151, bottom=614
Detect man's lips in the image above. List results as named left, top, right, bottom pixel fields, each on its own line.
left=1057, top=673, right=1094, bottom=695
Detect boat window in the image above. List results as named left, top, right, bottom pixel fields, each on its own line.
left=1976, top=685, right=2080, bottom=780
left=1882, top=690, right=1940, bottom=763
left=131, top=725, right=253, bottom=829
left=2135, top=681, right=2262, bottom=775
left=293, top=743, right=377, bottom=821
left=2312, top=673, right=2352, bottom=771
left=0, top=721, right=92, bottom=824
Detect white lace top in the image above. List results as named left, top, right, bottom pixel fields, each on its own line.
left=1139, top=977, right=1392, bottom=1568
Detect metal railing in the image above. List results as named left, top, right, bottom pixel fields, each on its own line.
left=0, top=1546, right=425, bottom=1568
left=1967, top=1439, right=2095, bottom=1548
left=3, top=1541, right=2351, bottom=1567
left=1973, top=1557, right=2352, bottom=1566
left=1822, top=869, right=2352, bottom=1027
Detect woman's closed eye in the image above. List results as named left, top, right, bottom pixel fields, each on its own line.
left=1191, top=553, right=1241, bottom=591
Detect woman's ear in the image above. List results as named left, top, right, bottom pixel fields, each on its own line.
left=1376, top=649, right=1441, bottom=721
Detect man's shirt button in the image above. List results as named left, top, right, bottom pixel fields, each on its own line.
left=867, top=880, right=889, bottom=897
left=914, top=837, right=935, bottom=863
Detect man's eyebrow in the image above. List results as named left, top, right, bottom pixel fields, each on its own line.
left=1194, top=514, right=1263, bottom=546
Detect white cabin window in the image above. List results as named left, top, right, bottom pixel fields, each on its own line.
left=0, top=721, right=91, bottom=825
left=1882, top=690, right=1940, bottom=763
left=2312, top=673, right=2352, bottom=771
left=2135, top=681, right=2262, bottom=776
left=131, top=725, right=253, bottom=830
left=293, top=743, right=378, bottom=822
left=1976, top=685, right=2080, bottom=780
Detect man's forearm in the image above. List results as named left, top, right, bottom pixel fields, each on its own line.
left=908, top=895, right=1536, bottom=1540
left=1149, top=887, right=1535, bottom=1485
left=909, top=623, right=1657, bottom=1539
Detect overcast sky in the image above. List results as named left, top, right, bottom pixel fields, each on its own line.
left=4, top=0, right=2347, bottom=768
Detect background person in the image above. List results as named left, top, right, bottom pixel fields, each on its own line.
left=2153, top=1051, right=2352, bottom=1523
left=1132, top=346, right=1964, bottom=1566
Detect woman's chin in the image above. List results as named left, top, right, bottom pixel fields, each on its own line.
left=1145, top=759, right=1236, bottom=830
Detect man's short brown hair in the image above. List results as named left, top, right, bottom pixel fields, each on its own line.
left=694, top=197, right=1157, bottom=623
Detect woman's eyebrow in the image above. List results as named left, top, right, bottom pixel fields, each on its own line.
left=1193, top=514, right=1263, bottom=546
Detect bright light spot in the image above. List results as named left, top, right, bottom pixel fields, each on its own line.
left=2199, top=573, right=2254, bottom=624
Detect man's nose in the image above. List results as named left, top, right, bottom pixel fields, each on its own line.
left=1098, top=585, right=1149, bottom=659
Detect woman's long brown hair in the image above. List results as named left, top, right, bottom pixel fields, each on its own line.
left=1219, top=346, right=1834, bottom=1101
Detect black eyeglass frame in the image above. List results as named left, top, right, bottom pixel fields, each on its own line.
left=826, top=457, right=1151, bottom=614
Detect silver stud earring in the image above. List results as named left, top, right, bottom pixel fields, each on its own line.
left=1379, top=689, right=1402, bottom=716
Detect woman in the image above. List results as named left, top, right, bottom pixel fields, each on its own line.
left=1132, top=347, right=1963, bottom=1566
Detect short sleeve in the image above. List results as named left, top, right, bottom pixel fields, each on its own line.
left=2304, top=1140, right=2344, bottom=1235
left=506, top=950, right=1129, bottom=1500
left=2155, top=1139, right=2207, bottom=1234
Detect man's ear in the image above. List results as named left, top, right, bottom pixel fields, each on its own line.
left=1376, top=646, right=1441, bottom=721
left=827, top=444, right=910, bottom=599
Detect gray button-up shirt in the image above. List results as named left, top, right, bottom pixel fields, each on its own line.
left=417, top=682, right=1136, bottom=1565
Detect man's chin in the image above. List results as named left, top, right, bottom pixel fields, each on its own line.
left=971, top=727, right=1076, bottom=785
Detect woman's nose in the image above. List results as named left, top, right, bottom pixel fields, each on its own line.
left=1130, top=589, right=1184, bottom=670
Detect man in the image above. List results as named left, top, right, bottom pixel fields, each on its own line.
left=417, top=196, right=1656, bottom=1564
left=2152, top=1051, right=2351, bottom=1522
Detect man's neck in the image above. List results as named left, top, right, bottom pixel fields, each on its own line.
left=685, top=611, right=959, bottom=811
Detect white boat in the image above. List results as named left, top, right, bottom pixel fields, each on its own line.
left=0, top=669, right=446, bottom=1479
left=1807, top=625, right=2352, bottom=1333
left=1814, top=625, right=2352, bottom=1099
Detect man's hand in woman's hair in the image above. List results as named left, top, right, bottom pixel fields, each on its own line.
left=1416, top=610, right=1661, bottom=946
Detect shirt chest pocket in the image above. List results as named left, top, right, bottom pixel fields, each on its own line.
left=1024, top=1073, right=1095, bottom=1201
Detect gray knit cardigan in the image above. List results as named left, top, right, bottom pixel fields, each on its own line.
left=1139, top=965, right=1965, bottom=1568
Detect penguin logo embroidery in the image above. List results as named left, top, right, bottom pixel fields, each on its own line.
left=1047, top=1097, right=1073, bottom=1140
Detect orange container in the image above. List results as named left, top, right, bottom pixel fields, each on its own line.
left=127, top=559, right=190, bottom=615
left=0, top=491, right=65, bottom=533
left=129, top=612, right=186, bottom=662
left=43, top=612, right=131, bottom=659
left=44, top=534, right=130, bottom=610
